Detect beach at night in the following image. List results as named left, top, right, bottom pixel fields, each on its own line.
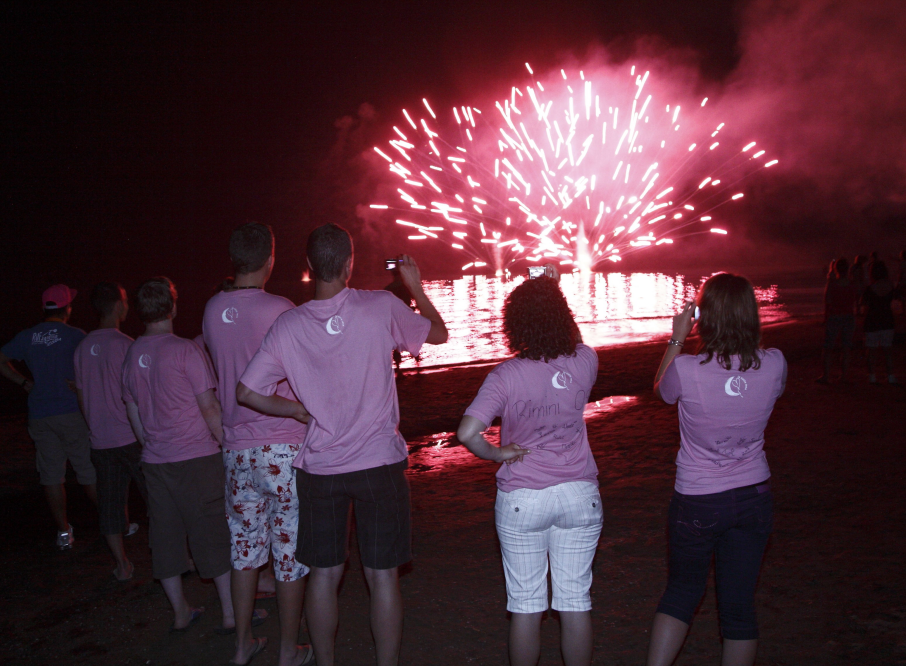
left=2, top=317, right=903, bottom=665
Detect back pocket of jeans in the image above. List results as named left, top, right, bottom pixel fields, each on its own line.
left=675, top=504, right=719, bottom=537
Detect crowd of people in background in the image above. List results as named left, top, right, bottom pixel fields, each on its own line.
left=1, top=226, right=900, bottom=666
left=818, top=250, right=905, bottom=384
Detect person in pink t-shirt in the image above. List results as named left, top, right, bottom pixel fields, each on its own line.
left=74, top=282, right=148, bottom=582
left=238, top=223, right=448, bottom=666
left=646, top=273, right=787, bottom=666
left=458, top=267, right=602, bottom=666
left=121, top=277, right=236, bottom=634
left=204, top=223, right=312, bottom=666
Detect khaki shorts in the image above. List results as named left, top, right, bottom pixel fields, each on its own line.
left=28, top=412, right=96, bottom=486
left=143, top=453, right=231, bottom=580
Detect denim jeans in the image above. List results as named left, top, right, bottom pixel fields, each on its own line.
left=656, top=481, right=773, bottom=640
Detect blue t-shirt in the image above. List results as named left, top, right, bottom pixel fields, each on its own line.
left=2, top=321, right=86, bottom=419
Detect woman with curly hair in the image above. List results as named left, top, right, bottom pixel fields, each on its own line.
left=457, top=266, right=602, bottom=666
left=646, top=273, right=787, bottom=666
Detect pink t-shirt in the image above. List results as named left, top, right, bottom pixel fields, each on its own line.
left=121, top=334, right=220, bottom=464
left=465, top=344, right=600, bottom=493
left=203, top=290, right=307, bottom=451
left=240, top=288, right=431, bottom=475
left=73, top=328, right=136, bottom=449
left=659, top=348, right=787, bottom=495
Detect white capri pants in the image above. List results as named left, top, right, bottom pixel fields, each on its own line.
left=495, top=481, right=603, bottom=614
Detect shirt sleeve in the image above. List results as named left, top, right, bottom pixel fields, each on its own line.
left=776, top=351, right=788, bottom=398
left=464, top=366, right=509, bottom=428
left=183, top=341, right=217, bottom=397
left=1, top=330, right=29, bottom=361
left=658, top=356, right=683, bottom=404
left=576, top=344, right=599, bottom=387
left=388, top=293, right=431, bottom=357
left=239, top=325, right=288, bottom=397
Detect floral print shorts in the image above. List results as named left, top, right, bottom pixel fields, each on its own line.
left=224, top=443, right=309, bottom=581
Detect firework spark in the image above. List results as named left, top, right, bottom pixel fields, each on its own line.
left=371, top=64, right=777, bottom=272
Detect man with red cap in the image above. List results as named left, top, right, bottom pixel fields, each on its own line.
left=0, top=284, right=98, bottom=549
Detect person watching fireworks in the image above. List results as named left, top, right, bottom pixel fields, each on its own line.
left=861, top=260, right=901, bottom=384
left=646, top=273, right=787, bottom=666
left=237, top=223, right=448, bottom=666
left=457, top=266, right=603, bottom=666
left=817, top=257, right=857, bottom=383
left=121, top=277, right=237, bottom=634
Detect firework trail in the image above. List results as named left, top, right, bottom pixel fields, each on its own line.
left=371, top=63, right=778, bottom=273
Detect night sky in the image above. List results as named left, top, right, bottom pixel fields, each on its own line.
left=2, top=0, right=905, bottom=341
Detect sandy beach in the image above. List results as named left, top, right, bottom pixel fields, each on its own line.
left=1, top=317, right=904, bottom=665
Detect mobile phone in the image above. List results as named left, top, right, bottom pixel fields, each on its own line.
left=694, top=306, right=701, bottom=321
left=385, top=259, right=400, bottom=270
left=527, top=266, right=545, bottom=279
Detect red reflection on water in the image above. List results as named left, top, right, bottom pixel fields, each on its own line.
left=402, top=273, right=787, bottom=369
left=405, top=395, right=638, bottom=474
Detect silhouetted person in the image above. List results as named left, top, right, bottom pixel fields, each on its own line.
left=238, top=223, right=448, bottom=666
left=817, top=257, right=857, bottom=383
left=861, top=261, right=900, bottom=384
left=0, top=285, right=97, bottom=549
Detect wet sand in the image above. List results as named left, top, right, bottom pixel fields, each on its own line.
left=1, top=317, right=904, bottom=665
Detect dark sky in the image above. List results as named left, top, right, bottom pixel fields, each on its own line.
left=2, top=0, right=905, bottom=339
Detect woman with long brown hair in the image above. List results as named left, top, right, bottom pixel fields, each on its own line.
left=458, top=267, right=602, bottom=666
left=646, top=273, right=787, bottom=666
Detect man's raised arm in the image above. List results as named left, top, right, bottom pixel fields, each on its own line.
left=398, top=255, right=448, bottom=344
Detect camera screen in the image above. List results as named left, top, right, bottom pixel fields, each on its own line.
left=385, top=259, right=398, bottom=270
left=527, top=266, right=545, bottom=279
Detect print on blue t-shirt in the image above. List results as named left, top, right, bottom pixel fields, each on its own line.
left=1, top=322, right=86, bottom=419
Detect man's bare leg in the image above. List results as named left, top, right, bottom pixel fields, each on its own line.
left=83, top=482, right=97, bottom=506
left=305, top=564, right=344, bottom=666
left=160, top=574, right=201, bottom=629
left=44, top=484, right=69, bottom=532
left=214, top=570, right=237, bottom=631
left=230, top=568, right=265, bottom=664
left=105, top=533, right=133, bottom=579
left=276, top=577, right=307, bottom=666
left=362, top=566, right=403, bottom=666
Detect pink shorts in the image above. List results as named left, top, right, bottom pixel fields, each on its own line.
left=224, top=443, right=309, bottom=581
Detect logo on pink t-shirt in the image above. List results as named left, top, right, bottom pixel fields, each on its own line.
left=326, top=315, right=345, bottom=335
left=138, top=354, right=151, bottom=368
left=724, top=376, right=748, bottom=397
left=222, top=307, right=239, bottom=324
left=551, top=370, right=573, bottom=390
left=90, top=344, right=101, bottom=356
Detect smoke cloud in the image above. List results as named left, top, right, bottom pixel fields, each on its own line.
left=319, top=0, right=906, bottom=276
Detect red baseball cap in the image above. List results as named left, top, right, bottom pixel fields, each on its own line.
left=42, top=284, right=77, bottom=309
